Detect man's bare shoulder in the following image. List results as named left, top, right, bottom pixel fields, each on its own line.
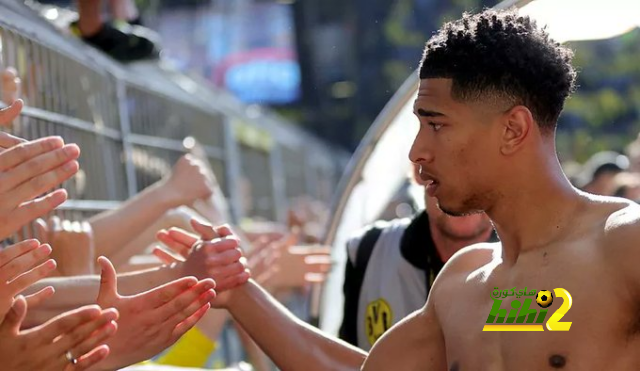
left=445, top=242, right=500, bottom=272
left=431, top=241, right=500, bottom=294
left=600, top=198, right=640, bottom=249
left=586, top=195, right=640, bottom=286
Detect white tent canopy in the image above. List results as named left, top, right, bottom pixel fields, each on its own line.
left=318, top=0, right=640, bottom=335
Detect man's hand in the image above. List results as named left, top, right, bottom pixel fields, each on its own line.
left=160, top=154, right=214, bottom=208
left=0, top=296, right=118, bottom=371
left=34, top=217, right=95, bottom=276
left=0, top=134, right=80, bottom=240
left=0, top=239, right=57, bottom=321
left=155, top=219, right=250, bottom=291
left=95, top=256, right=215, bottom=369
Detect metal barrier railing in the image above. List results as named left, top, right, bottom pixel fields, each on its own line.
left=0, top=1, right=349, bottom=233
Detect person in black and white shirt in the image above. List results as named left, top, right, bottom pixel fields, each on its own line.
left=339, top=166, right=497, bottom=351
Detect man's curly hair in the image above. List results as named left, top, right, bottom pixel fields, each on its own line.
left=419, top=8, right=577, bottom=131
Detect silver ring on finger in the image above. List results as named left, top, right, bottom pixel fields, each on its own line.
left=65, top=350, right=77, bottom=365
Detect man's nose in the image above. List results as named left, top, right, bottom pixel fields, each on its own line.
left=408, top=135, right=433, bottom=164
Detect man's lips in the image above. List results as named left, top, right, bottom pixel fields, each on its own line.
left=418, top=166, right=438, bottom=184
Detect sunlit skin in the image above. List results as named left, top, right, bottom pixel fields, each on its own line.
left=359, top=78, right=640, bottom=371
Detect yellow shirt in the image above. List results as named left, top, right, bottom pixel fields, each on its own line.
left=141, top=327, right=217, bottom=368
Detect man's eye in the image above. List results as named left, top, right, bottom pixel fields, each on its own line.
left=429, top=122, right=443, bottom=131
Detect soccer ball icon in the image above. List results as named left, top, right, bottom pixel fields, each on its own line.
left=536, top=290, right=554, bottom=308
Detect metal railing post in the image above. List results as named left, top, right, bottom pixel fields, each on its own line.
left=115, top=79, right=138, bottom=198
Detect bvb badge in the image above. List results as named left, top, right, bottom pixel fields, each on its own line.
left=365, top=298, right=393, bottom=346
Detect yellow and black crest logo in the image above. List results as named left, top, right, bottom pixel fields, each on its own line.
left=365, top=298, right=393, bottom=346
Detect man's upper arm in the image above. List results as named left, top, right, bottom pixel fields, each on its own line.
left=361, top=294, right=447, bottom=371
left=607, top=204, right=640, bottom=288
left=358, top=242, right=493, bottom=371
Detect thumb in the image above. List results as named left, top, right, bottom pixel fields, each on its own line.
left=190, top=218, right=217, bottom=240
left=3, top=295, right=27, bottom=334
left=97, top=256, right=118, bottom=303
left=0, top=99, right=22, bottom=126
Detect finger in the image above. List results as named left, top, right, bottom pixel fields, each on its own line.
left=170, top=303, right=210, bottom=341
left=214, top=271, right=251, bottom=291
left=62, top=219, right=73, bottom=232
left=37, top=305, right=103, bottom=344
left=152, top=246, right=182, bottom=264
left=203, top=236, right=240, bottom=254
left=2, top=295, right=27, bottom=333
left=7, top=189, right=68, bottom=237
left=303, top=255, right=333, bottom=267
left=213, top=224, right=234, bottom=238
left=162, top=288, right=215, bottom=330
left=3, top=144, right=79, bottom=191
left=0, top=243, right=52, bottom=282
left=305, top=261, right=333, bottom=275
left=9, top=258, right=57, bottom=294
left=190, top=218, right=218, bottom=240
left=48, top=215, right=61, bottom=233
left=5, top=159, right=79, bottom=211
left=166, top=227, right=199, bottom=248
left=52, top=309, right=118, bottom=358
left=291, top=245, right=332, bottom=256
left=0, top=99, right=23, bottom=126
left=305, top=273, right=328, bottom=283
left=66, top=321, right=116, bottom=370
left=154, top=279, right=215, bottom=321
left=205, top=247, right=242, bottom=267
left=0, top=131, right=26, bottom=149
left=143, top=276, right=199, bottom=309
left=96, top=257, right=118, bottom=304
left=34, top=218, right=49, bottom=243
left=70, top=220, right=81, bottom=233
left=0, top=136, right=64, bottom=172
left=24, top=286, right=55, bottom=308
left=208, top=261, right=245, bottom=281
left=81, top=221, right=92, bottom=235
left=0, top=238, right=40, bottom=268
left=156, top=231, right=191, bottom=258
left=64, top=344, right=110, bottom=371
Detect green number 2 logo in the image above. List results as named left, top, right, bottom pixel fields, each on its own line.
left=546, top=288, right=572, bottom=331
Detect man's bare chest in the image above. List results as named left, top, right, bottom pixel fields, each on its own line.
left=436, top=254, right=639, bottom=370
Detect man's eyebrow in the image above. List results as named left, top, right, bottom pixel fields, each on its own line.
left=414, top=108, right=446, bottom=117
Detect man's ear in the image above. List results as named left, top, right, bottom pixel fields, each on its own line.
left=500, top=106, right=534, bottom=155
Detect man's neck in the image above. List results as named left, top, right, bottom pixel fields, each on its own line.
left=430, top=223, right=494, bottom=262
left=487, top=160, right=584, bottom=265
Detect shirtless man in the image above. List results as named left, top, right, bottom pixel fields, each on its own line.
left=205, top=8, right=640, bottom=371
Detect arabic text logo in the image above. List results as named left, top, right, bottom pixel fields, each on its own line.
left=482, top=287, right=572, bottom=332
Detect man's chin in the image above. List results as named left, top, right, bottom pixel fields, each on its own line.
left=436, top=201, right=473, bottom=217
left=436, top=195, right=486, bottom=217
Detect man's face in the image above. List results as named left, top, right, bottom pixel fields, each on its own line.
left=409, top=78, right=504, bottom=216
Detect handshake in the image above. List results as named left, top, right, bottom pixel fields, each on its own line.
left=1, top=217, right=250, bottom=371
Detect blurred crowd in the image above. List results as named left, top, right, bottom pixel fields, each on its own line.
left=564, top=142, right=640, bottom=202
left=0, top=64, right=333, bottom=370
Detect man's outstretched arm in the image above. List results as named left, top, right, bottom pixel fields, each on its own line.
left=222, top=280, right=367, bottom=371
left=21, top=263, right=182, bottom=327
